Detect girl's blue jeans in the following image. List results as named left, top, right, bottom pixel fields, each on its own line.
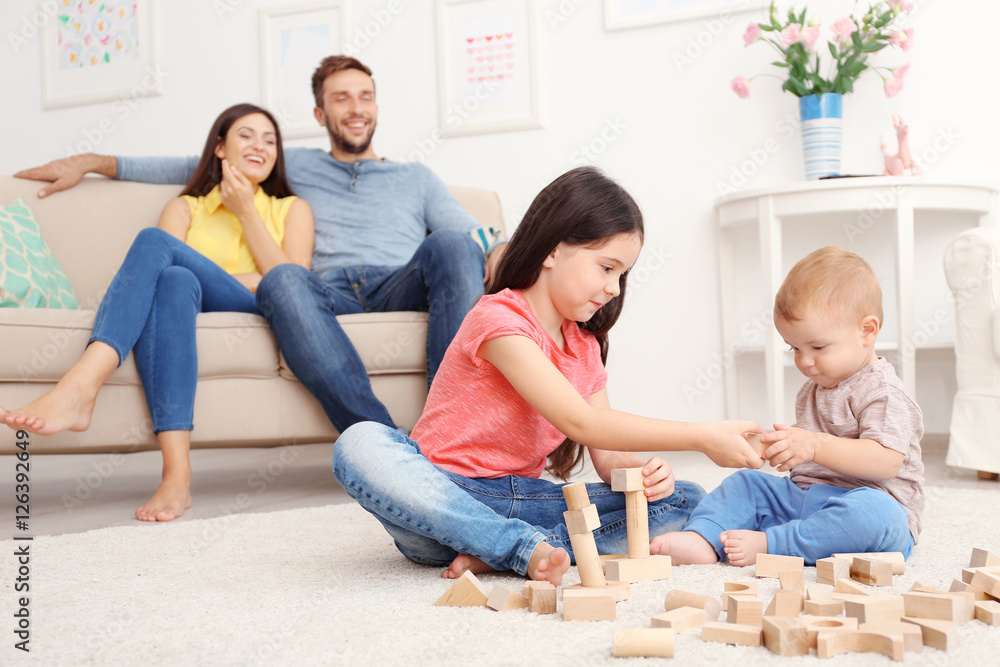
left=332, top=421, right=706, bottom=575
left=90, top=227, right=258, bottom=433
left=684, top=469, right=914, bottom=564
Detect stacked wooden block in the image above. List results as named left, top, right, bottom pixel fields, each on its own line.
left=603, top=468, right=672, bottom=584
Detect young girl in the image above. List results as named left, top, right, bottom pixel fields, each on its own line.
left=1, top=104, right=314, bottom=522
left=332, top=167, right=761, bottom=585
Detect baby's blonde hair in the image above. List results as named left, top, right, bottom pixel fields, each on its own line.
left=774, top=246, right=883, bottom=326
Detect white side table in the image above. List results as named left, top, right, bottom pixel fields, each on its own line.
left=715, top=177, right=998, bottom=423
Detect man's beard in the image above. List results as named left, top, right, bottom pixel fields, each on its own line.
left=327, top=114, right=376, bottom=155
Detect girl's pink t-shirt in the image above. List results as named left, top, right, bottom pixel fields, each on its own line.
left=411, top=288, right=608, bottom=479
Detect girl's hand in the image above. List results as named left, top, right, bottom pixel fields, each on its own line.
left=703, top=420, right=765, bottom=469
left=760, top=423, right=819, bottom=472
left=219, top=158, right=257, bottom=222
left=641, top=456, right=675, bottom=502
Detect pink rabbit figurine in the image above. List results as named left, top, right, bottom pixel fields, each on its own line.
left=882, top=115, right=921, bottom=176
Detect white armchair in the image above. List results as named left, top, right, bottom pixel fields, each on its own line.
left=943, top=227, right=1000, bottom=479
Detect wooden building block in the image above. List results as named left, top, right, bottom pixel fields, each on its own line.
left=833, top=551, right=906, bottom=575
left=816, top=556, right=851, bottom=585
left=970, top=547, right=1000, bottom=568
left=562, top=482, right=590, bottom=511
left=807, top=585, right=834, bottom=602
left=433, top=570, right=489, bottom=607
left=612, top=628, right=674, bottom=658
left=755, top=553, right=804, bottom=578
left=802, top=616, right=857, bottom=648
left=834, top=578, right=872, bottom=596
left=970, top=569, right=1000, bottom=598
left=851, top=557, right=894, bottom=587
left=779, top=569, right=804, bottom=592
left=762, top=616, right=808, bottom=656
left=623, top=489, right=650, bottom=559
left=701, top=622, right=762, bottom=647
left=522, top=581, right=556, bottom=614
left=816, top=630, right=904, bottom=661
left=565, top=580, right=630, bottom=602
left=904, top=590, right=973, bottom=623
left=765, top=589, right=803, bottom=617
left=859, top=622, right=923, bottom=653
left=844, top=595, right=905, bottom=624
left=961, top=565, right=1000, bottom=585
left=562, top=588, right=616, bottom=621
left=950, top=579, right=991, bottom=601
left=563, top=504, right=601, bottom=535
left=598, top=553, right=627, bottom=573
left=900, top=617, right=954, bottom=650
left=722, top=581, right=758, bottom=610
left=664, top=589, right=722, bottom=622
left=610, top=467, right=645, bottom=492
left=651, top=606, right=706, bottom=633
left=487, top=586, right=529, bottom=612
left=975, top=600, right=1000, bottom=625
left=804, top=599, right=845, bottom=616
left=728, top=596, right=763, bottom=626
left=568, top=531, right=606, bottom=588
left=605, top=555, right=671, bottom=583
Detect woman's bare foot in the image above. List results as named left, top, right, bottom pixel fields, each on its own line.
left=649, top=531, right=719, bottom=564
left=527, top=543, right=570, bottom=586
left=1, top=382, right=99, bottom=435
left=136, top=476, right=192, bottom=522
left=442, top=553, right=497, bottom=579
left=720, top=530, right=768, bottom=567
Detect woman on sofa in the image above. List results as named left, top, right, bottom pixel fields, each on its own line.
left=0, top=103, right=314, bottom=522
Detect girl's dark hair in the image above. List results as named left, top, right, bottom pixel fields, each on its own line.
left=487, top=166, right=644, bottom=480
left=180, top=103, right=294, bottom=199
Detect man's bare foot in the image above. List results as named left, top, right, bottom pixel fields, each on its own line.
left=527, top=543, right=570, bottom=587
left=442, top=553, right=497, bottom=579
left=649, top=531, right=719, bottom=564
left=720, top=530, right=768, bottom=567
left=136, top=478, right=192, bottom=522
left=1, top=383, right=98, bottom=435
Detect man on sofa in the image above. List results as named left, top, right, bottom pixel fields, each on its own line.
left=16, top=55, right=506, bottom=435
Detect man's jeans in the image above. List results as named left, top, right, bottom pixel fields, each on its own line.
left=333, top=422, right=707, bottom=575
left=255, top=229, right=485, bottom=433
left=684, top=470, right=914, bottom=564
left=90, top=228, right=258, bottom=433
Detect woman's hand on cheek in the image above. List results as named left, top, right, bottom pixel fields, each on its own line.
left=642, top=456, right=675, bottom=501
left=219, top=158, right=256, bottom=221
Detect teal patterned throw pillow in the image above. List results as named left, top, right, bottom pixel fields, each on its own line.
left=0, top=198, right=79, bottom=308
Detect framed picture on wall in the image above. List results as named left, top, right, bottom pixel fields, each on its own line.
left=605, top=0, right=760, bottom=30
left=436, top=0, right=543, bottom=137
left=259, top=1, right=348, bottom=139
left=40, top=0, right=162, bottom=109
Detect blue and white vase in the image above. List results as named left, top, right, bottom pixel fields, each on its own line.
left=799, top=93, right=843, bottom=180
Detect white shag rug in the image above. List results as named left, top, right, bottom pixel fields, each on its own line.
left=2, top=484, right=999, bottom=666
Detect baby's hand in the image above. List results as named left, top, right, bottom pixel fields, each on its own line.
left=760, top=424, right=820, bottom=472
left=641, top=456, right=675, bottom=502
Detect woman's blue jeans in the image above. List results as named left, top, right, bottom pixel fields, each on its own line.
left=684, top=469, right=914, bottom=564
left=332, top=421, right=706, bottom=575
left=90, top=228, right=258, bottom=433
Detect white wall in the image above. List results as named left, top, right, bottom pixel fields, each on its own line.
left=3, top=0, right=998, bottom=433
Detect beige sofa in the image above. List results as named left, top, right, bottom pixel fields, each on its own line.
left=0, top=175, right=504, bottom=454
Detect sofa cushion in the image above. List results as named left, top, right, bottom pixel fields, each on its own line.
left=0, top=198, right=79, bottom=309
left=0, top=309, right=279, bottom=384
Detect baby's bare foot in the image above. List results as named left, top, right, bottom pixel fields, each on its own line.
left=528, top=543, right=570, bottom=587
left=649, top=531, right=719, bottom=564
left=2, top=383, right=98, bottom=435
left=442, top=553, right=496, bottom=579
left=720, top=530, right=768, bottom=567
left=136, top=478, right=192, bottom=522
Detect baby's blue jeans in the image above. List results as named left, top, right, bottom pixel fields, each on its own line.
left=684, top=469, right=914, bottom=564
left=332, top=421, right=706, bottom=575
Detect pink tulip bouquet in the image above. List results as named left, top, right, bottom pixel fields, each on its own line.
left=733, top=0, right=914, bottom=100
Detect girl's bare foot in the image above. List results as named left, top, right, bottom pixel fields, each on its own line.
left=2, top=382, right=99, bottom=435
left=527, top=543, right=570, bottom=586
left=136, top=476, right=192, bottom=522
left=649, top=531, right=719, bottom=564
left=442, top=554, right=497, bottom=579
left=720, top=530, right=768, bottom=567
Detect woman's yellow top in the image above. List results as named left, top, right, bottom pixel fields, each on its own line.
left=182, top=186, right=297, bottom=274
